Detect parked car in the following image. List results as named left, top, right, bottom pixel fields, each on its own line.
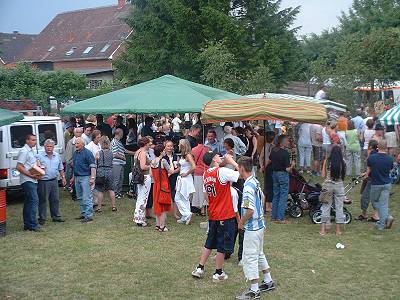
left=0, top=116, right=64, bottom=198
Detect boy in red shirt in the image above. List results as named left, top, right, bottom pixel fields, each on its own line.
left=191, top=150, right=239, bottom=282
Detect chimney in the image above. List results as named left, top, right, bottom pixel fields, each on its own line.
left=118, top=0, right=125, bottom=8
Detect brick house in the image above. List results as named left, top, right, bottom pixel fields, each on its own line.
left=0, top=31, right=36, bottom=66
left=16, top=0, right=132, bottom=89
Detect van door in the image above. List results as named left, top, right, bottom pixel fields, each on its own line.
left=7, top=123, right=34, bottom=188
left=35, top=121, right=63, bottom=155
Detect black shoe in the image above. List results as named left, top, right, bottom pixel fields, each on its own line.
left=38, top=219, right=46, bottom=225
left=259, top=280, right=276, bottom=292
left=75, top=216, right=85, bottom=220
left=52, top=218, right=65, bottom=223
left=24, top=226, right=41, bottom=232
left=236, top=289, right=261, bottom=299
left=81, top=218, right=93, bottom=223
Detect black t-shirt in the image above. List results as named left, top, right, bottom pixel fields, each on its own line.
left=116, top=124, right=128, bottom=144
left=141, top=125, right=155, bottom=139
left=187, top=135, right=198, bottom=149
left=270, top=147, right=290, bottom=172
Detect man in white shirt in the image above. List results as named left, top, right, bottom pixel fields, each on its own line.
left=315, top=86, right=327, bottom=100
left=81, top=124, right=93, bottom=145
left=297, top=123, right=313, bottom=174
left=85, top=130, right=102, bottom=158
left=171, top=114, right=182, bottom=133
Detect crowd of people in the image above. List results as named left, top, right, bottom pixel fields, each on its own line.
left=16, top=110, right=399, bottom=299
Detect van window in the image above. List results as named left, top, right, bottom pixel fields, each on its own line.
left=38, top=124, right=58, bottom=146
left=10, top=125, right=33, bottom=148
left=0, top=130, right=2, bottom=142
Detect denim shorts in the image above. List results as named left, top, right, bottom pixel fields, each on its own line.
left=205, top=218, right=237, bottom=254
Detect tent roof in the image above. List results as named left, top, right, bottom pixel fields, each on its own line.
left=246, top=93, right=347, bottom=112
left=380, top=105, right=400, bottom=125
left=0, top=108, right=24, bottom=127
left=201, top=98, right=327, bottom=124
left=63, top=75, right=242, bottom=114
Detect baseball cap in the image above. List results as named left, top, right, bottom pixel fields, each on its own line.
left=203, top=149, right=219, bottom=166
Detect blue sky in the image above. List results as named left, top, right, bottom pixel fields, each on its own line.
left=0, top=0, right=353, bottom=36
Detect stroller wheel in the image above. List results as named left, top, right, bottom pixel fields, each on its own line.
left=311, top=209, right=322, bottom=224
left=343, top=208, right=352, bottom=224
left=288, top=205, right=303, bottom=218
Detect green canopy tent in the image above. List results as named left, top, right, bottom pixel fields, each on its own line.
left=62, top=75, right=242, bottom=114
left=0, top=108, right=24, bottom=127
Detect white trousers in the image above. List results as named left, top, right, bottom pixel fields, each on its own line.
left=175, top=191, right=191, bottom=220
left=192, top=175, right=207, bottom=208
left=243, top=228, right=270, bottom=281
left=134, top=175, right=151, bottom=224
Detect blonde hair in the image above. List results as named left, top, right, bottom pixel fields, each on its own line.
left=99, top=136, right=110, bottom=149
left=86, top=114, right=96, bottom=124
left=179, top=139, right=192, bottom=158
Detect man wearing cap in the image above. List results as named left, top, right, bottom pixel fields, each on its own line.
left=191, top=149, right=240, bottom=283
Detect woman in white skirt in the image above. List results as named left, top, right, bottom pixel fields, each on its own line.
left=175, top=139, right=196, bottom=225
left=133, top=137, right=152, bottom=227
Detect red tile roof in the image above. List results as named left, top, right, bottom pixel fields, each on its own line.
left=17, top=4, right=131, bottom=63
left=0, top=32, right=36, bottom=64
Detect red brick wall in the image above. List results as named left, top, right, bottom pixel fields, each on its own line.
left=53, top=59, right=112, bottom=70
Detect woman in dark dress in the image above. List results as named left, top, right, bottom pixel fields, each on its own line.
left=95, top=136, right=117, bottom=212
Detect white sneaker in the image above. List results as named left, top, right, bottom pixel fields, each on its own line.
left=238, top=260, right=244, bottom=267
left=191, top=267, right=204, bottom=278
left=177, top=218, right=185, bottom=224
left=212, top=271, right=228, bottom=283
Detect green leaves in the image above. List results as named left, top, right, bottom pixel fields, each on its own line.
left=116, top=0, right=301, bottom=94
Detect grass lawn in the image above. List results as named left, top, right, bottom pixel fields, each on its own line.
left=1, top=177, right=399, bottom=300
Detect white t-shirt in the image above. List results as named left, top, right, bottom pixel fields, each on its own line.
left=85, top=141, right=101, bottom=158
left=171, top=117, right=182, bottom=132
left=202, top=167, right=240, bottom=192
left=230, top=186, right=239, bottom=213
left=298, top=123, right=312, bottom=147
left=315, top=89, right=326, bottom=100
left=322, top=127, right=331, bottom=145
left=184, top=113, right=190, bottom=122
left=363, top=129, right=375, bottom=150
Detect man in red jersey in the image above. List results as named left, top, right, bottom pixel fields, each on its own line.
left=192, top=149, right=239, bottom=283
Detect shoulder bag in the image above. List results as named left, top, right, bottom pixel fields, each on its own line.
left=131, top=151, right=145, bottom=185
left=95, top=151, right=106, bottom=186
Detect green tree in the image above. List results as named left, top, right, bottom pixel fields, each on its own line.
left=116, top=0, right=301, bottom=92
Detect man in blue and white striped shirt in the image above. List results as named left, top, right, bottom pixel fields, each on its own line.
left=236, top=157, right=275, bottom=300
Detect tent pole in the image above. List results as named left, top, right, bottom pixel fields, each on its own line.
left=135, top=114, right=138, bottom=143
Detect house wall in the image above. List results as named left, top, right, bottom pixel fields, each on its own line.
left=53, top=59, right=112, bottom=70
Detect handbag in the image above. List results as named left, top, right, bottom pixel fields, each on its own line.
left=131, top=151, right=145, bottom=185
left=95, top=151, right=106, bottom=186
left=319, top=180, right=333, bottom=204
left=157, top=160, right=172, bottom=205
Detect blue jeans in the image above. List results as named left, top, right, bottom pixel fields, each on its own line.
left=75, top=176, right=93, bottom=219
left=370, top=184, right=391, bottom=230
left=271, top=171, right=289, bottom=221
left=21, top=181, right=39, bottom=229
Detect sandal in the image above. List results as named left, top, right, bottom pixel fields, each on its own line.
left=197, top=212, right=206, bottom=216
left=95, top=208, right=102, bottom=213
left=355, top=215, right=368, bottom=221
left=112, top=207, right=117, bottom=212
left=137, top=223, right=151, bottom=228
left=155, top=226, right=160, bottom=231
left=319, top=232, right=326, bottom=236
left=158, top=226, right=169, bottom=232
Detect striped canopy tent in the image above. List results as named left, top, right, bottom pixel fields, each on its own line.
left=380, top=105, right=400, bottom=125
left=201, top=98, right=327, bottom=124
left=246, top=93, right=347, bottom=112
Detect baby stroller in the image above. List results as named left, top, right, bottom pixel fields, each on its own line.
left=390, top=163, right=400, bottom=184
left=308, top=176, right=363, bottom=224
left=287, top=169, right=322, bottom=218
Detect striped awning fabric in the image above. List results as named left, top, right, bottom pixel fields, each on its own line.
left=201, top=98, right=327, bottom=124
left=246, top=93, right=347, bottom=112
left=380, top=105, right=400, bottom=125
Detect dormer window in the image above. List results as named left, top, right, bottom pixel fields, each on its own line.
left=65, top=47, right=77, bottom=56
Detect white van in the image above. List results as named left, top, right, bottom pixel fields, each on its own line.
left=0, top=116, right=64, bottom=193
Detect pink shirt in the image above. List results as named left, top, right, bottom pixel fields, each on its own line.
left=192, top=144, right=211, bottom=176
